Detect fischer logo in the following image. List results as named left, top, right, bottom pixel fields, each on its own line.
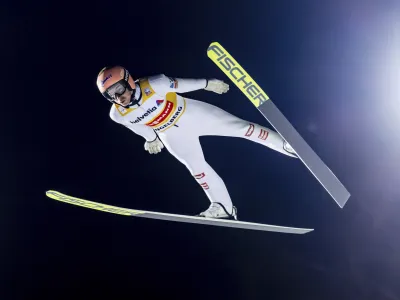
left=207, top=43, right=269, bottom=107
left=130, top=106, right=157, bottom=124
left=155, top=106, right=183, bottom=131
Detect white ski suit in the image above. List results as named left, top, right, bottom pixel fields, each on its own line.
left=110, top=75, right=296, bottom=213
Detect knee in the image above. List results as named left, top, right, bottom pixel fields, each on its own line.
left=226, top=120, right=256, bottom=137
left=193, top=172, right=206, bottom=180
left=187, top=162, right=214, bottom=180
left=182, top=161, right=208, bottom=177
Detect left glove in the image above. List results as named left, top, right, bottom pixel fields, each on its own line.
left=144, top=137, right=164, bottom=154
left=204, top=79, right=229, bottom=94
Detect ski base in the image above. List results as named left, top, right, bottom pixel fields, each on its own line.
left=46, top=190, right=313, bottom=235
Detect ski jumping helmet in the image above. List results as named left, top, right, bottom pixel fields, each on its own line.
left=96, top=66, right=136, bottom=105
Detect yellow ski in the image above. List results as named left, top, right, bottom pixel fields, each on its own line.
left=46, top=190, right=313, bottom=234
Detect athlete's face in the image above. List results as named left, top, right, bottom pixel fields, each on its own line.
left=115, top=89, right=133, bottom=106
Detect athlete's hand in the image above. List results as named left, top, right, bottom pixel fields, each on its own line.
left=204, top=79, right=229, bottom=94
left=144, top=137, right=164, bottom=154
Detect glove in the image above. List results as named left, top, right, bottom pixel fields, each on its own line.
left=144, top=137, right=164, bottom=154
left=204, top=79, right=229, bottom=94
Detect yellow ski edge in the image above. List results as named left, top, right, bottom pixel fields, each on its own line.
left=46, top=190, right=145, bottom=216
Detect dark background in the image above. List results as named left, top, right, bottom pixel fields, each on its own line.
left=3, top=0, right=400, bottom=299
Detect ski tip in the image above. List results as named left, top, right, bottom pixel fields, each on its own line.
left=208, top=41, right=220, bottom=47
left=46, top=190, right=58, bottom=197
left=207, top=41, right=223, bottom=55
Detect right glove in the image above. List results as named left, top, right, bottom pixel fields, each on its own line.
left=144, top=137, right=164, bottom=154
left=204, top=79, right=229, bottom=94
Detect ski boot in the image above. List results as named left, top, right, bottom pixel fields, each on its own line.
left=196, top=202, right=237, bottom=220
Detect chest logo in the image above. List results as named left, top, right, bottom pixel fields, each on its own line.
left=129, top=106, right=157, bottom=124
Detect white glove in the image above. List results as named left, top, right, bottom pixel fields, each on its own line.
left=144, top=137, right=164, bottom=154
left=204, top=79, right=229, bottom=94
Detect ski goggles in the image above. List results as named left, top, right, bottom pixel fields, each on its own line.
left=103, top=81, right=127, bottom=101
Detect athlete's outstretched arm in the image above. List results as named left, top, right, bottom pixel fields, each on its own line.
left=150, top=74, right=229, bottom=95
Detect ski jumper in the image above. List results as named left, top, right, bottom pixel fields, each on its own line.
left=110, top=74, right=296, bottom=212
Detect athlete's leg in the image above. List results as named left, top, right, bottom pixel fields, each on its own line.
left=158, top=130, right=234, bottom=213
left=185, top=99, right=297, bottom=157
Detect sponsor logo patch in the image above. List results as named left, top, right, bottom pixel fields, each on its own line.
left=168, top=77, right=178, bottom=88
left=154, top=105, right=183, bottom=131
left=146, top=101, right=174, bottom=126
left=101, top=74, right=112, bottom=86
left=130, top=106, right=158, bottom=124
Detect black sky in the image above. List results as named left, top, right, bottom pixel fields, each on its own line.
left=3, top=0, right=400, bottom=299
